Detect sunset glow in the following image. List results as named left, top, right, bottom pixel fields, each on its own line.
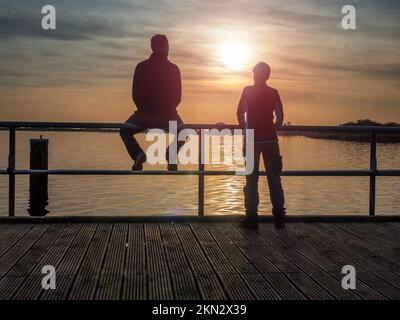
left=218, top=42, right=252, bottom=71
left=0, top=1, right=399, bottom=125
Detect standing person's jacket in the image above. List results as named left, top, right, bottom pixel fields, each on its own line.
left=132, top=52, right=181, bottom=118
left=237, top=84, right=284, bottom=142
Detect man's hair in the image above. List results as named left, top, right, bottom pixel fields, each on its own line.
left=253, top=62, right=271, bottom=79
left=151, top=34, right=169, bottom=53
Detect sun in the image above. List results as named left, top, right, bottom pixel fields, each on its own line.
left=218, top=42, right=251, bottom=71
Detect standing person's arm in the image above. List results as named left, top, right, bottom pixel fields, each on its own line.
left=273, top=89, right=284, bottom=128
left=173, top=66, right=182, bottom=108
left=132, top=64, right=143, bottom=109
left=237, top=88, right=247, bottom=128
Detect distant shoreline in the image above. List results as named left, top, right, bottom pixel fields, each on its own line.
left=278, top=131, right=400, bottom=143
left=2, top=124, right=399, bottom=142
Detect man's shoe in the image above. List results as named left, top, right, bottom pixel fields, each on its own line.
left=132, top=153, right=147, bottom=171
left=273, top=208, right=286, bottom=229
left=167, top=164, right=178, bottom=172
left=274, top=219, right=285, bottom=229
left=239, top=217, right=258, bottom=230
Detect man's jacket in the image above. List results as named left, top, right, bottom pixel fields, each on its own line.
left=132, top=53, right=181, bottom=117
left=237, top=84, right=284, bottom=142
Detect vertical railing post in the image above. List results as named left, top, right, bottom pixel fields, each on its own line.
left=198, top=129, right=205, bottom=216
left=8, top=127, right=16, bottom=217
left=369, top=130, right=377, bottom=216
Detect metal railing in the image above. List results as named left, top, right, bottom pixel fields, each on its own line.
left=1, top=121, right=400, bottom=217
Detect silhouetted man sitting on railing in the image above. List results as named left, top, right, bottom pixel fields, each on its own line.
left=120, top=34, right=185, bottom=171
left=237, top=62, right=286, bottom=229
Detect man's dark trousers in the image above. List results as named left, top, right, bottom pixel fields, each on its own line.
left=120, top=111, right=185, bottom=162
left=244, top=141, right=285, bottom=219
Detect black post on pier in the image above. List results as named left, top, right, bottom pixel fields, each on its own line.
left=28, top=137, right=49, bottom=216
left=8, top=127, right=16, bottom=217
left=369, top=131, right=377, bottom=216
left=198, top=130, right=205, bottom=216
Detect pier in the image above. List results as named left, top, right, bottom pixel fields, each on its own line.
left=0, top=220, right=400, bottom=300
left=0, top=122, right=399, bottom=300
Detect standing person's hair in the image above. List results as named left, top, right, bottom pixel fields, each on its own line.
left=253, top=62, right=271, bottom=83
left=151, top=34, right=169, bottom=54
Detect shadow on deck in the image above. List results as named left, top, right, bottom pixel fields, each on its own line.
left=0, top=221, right=400, bottom=300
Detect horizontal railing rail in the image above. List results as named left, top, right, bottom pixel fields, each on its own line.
left=1, top=121, right=400, bottom=132
left=1, top=121, right=400, bottom=217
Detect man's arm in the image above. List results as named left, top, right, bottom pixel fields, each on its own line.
left=173, top=66, right=182, bottom=108
left=132, top=64, right=143, bottom=109
left=237, top=88, right=247, bottom=128
left=273, top=89, right=284, bottom=128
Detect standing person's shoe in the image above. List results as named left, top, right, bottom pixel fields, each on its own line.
left=239, top=216, right=258, bottom=230
left=273, top=208, right=286, bottom=229
left=132, top=152, right=147, bottom=171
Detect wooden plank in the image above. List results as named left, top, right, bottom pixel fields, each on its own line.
left=257, top=224, right=320, bottom=273
left=287, top=223, right=400, bottom=299
left=265, top=223, right=339, bottom=272
left=190, top=223, right=237, bottom=274
left=12, top=223, right=82, bottom=300
left=300, top=223, right=385, bottom=273
left=324, top=222, right=400, bottom=267
left=297, top=223, right=389, bottom=299
left=0, top=224, right=66, bottom=299
left=218, top=273, right=255, bottom=300
left=40, top=223, right=97, bottom=300
left=0, top=224, right=49, bottom=278
left=193, top=273, right=227, bottom=300
left=204, top=224, right=259, bottom=274
left=0, top=224, right=34, bottom=258
left=170, top=273, right=201, bottom=300
left=356, top=272, right=400, bottom=299
left=160, top=223, right=201, bottom=300
left=122, top=223, right=146, bottom=300
left=312, top=223, right=400, bottom=297
left=317, top=223, right=400, bottom=272
left=192, top=222, right=276, bottom=300
left=228, top=225, right=299, bottom=273
left=174, top=223, right=227, bottom=300
left=239, top=273, right=281, bottom=300
left=160, top=223, right=195, bottom=274
left=173, top=223, right=216, bottom=274
left=148, top=274, right=173, bottom=300
left=68, top=223, right=113, bottom=300
left=0, top=223, right=28, bottom=242
left=95, top=223, right=128, bottom=300
left=336, top=223, right=400, bottom=264
left=205, top=223, right=302, bottom=300
left=223, top=223, right=332, bottom=300
left=256, top=223, right=361, bottom=300
left=144, top=223, right=173, bottom=299
left=122, top=274, right=146, bottom=300
left=354, top=222, right=400, bottom=245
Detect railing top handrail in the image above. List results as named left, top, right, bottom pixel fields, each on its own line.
left=0, top=121, right=400, bottom=133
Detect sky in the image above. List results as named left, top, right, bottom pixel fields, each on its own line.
left=0, top=0, right=399, bottom=125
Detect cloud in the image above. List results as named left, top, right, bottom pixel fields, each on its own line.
left=0, top=0, right=399, bottom=123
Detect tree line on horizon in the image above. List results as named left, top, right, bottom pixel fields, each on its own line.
left=282, top=119, right=400, bottom=127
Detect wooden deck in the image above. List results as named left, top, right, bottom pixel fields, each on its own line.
left=0, top=221, right=400, bottom=300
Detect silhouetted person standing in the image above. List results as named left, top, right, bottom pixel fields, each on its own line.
left=120, top=34, right=184, bottom=171
left=237, top=62, right=286, bottom=229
